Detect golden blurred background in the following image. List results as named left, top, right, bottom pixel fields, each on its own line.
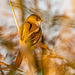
left=0, top=0, right=75, bottom=75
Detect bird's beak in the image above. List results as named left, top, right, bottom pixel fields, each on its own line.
left=40, top=19, right=43, bottom=22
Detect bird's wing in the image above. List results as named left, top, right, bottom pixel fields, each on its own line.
left=25, top=27, right=42, bottom=46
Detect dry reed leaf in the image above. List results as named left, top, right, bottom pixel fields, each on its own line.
left=54, top=18, right=75, bottom=69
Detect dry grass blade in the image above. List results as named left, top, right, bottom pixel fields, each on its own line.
left=9, top=0, right=19, bottom=32
left=0, top=61, right=23, bottom=73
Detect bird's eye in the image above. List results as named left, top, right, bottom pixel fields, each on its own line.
left=36, top=18, right=39, bottom=21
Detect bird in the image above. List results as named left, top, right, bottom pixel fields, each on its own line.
left=15, top=14, right=43, bottom=69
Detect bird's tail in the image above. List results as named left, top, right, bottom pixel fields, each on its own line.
left=14, top=51, right=23, bottom=69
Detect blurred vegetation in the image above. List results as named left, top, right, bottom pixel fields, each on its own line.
left=0, top=0, right=75, bottom=75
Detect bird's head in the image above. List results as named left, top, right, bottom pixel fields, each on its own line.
left=26, top=14, right=43, bottom=26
